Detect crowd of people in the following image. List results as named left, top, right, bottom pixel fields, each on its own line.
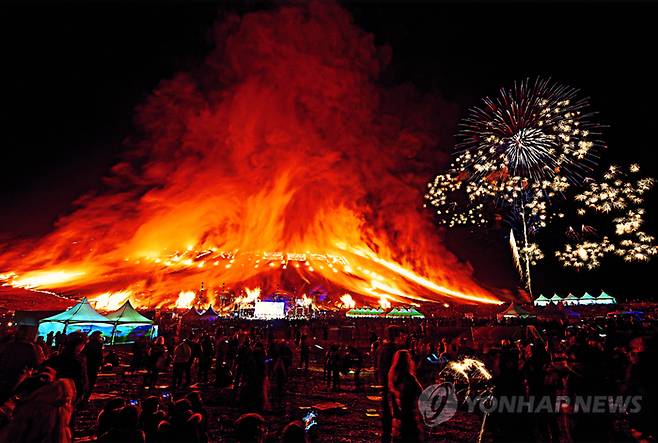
left=0, top=312, right=656, bottom=442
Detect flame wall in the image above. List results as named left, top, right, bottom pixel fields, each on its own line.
left=0, top=2, right=501, bottom=308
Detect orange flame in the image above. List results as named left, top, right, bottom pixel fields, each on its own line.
left=7, top=270, right=86, bottom=290
left=93, top=290, right=132, bottom=311
left=0, top=3, right=503, bottom=309
left=300, top=293, right=313, bottom=307
left=340, top=294, right=356, bottom=309
left=175, top=291, right=196, bottom=310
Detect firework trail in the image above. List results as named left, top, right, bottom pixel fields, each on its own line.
left=509, top=229, right=523, bottom=281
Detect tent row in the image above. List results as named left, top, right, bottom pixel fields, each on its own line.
left=533, top=291, right=616, bottom=307
left=346, top=306, right=425, bottom=319
left=37, top=298, right=156, bottom=344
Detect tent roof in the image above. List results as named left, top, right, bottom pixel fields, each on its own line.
left=500, top=303, right=532, bottom=317
left=40, top=297, right=113, bottom=324
left=181, top=308, right=201, bottom=318
left=549, top=294, right=563, bottom=301
left=535, top=294, right=550, bottom=301
left=407, top=308, right=425, bottom=318
left=200, top=306, right=219, bottom=317
left=346, top=306, right=384, bottom=316
left=564, top=293, right=579, bottom=300
left=580, top=292, right=595, bottom=299
left=598, top=291, right=615, bottom=299
left=385, top=307, right=424, bottom=318
left=105, top=300, right=153, bottom=324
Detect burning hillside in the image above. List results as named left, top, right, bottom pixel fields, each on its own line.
left=0, top=2, right=501, bottom=309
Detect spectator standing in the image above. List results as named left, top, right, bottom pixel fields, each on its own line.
left=198, top=335, right=214, bottom=383
left=83, top=331, right=104, bottom=401
left=44, top=331, right=89, bottom=404
left=378, top=326, right=401, bottom=443
left=145, top=336, right=167, bottom=388
left=172, top=339, right=192, bottom=389
left=388, top=349, right=423, bottom=443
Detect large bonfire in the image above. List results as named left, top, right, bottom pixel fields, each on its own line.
left=0, top=3, right=501, bottom=311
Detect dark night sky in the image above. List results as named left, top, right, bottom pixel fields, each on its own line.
left=1, top=1, right=657, bottom=299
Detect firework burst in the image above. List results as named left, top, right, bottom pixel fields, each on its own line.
left=458, top=78, right=602, bottom=181
left=426, top=78, right=602, bottom=293
left=426, top=78, right=603, bottom=230
left=558, top=164, right=657, bottom=268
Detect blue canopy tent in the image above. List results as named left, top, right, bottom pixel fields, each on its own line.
left=37, top=297, right=115, bottom=339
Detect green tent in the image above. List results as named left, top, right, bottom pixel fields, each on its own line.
left=549, top=294, right=563, bottom=304
left=563, top=293, right=579, bottom=306
left=533, top=294, right=550, bottom=307
left=385, top=307, right=425, bottom=319
left=346, top=306, right=384, bottom=318
left=38, top=297, right=115, bottom=338
left=106, top=300, right=153, bottom=324
left=385, top=307, right=401, bottom=318
left=105, top=300, right=155, bottom=344
left=596, top=291, right=617, bottom=305
left=407, top=307, right=426, bottom=319
left=579, top=292, right=596, bottom=305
